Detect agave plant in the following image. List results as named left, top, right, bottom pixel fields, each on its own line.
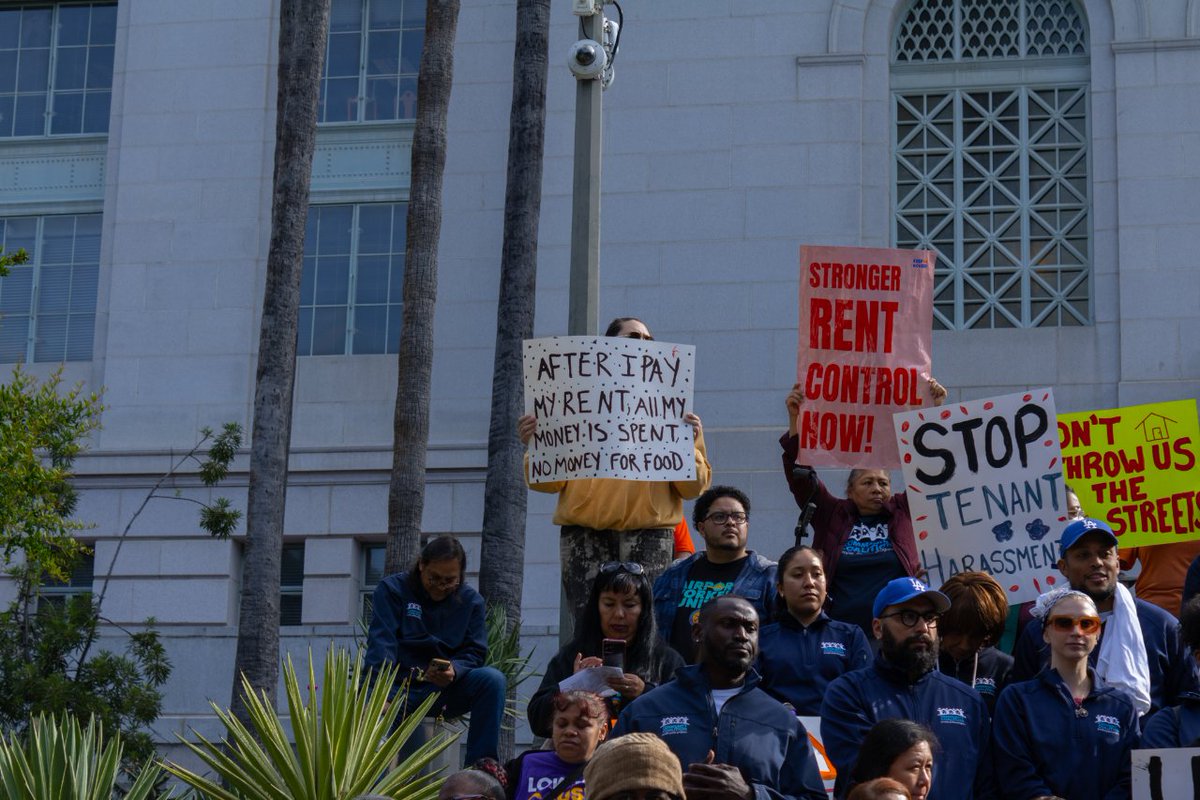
left=0, top=713, right=163, bottom=800
left=165, top=647, right=455, bottom=800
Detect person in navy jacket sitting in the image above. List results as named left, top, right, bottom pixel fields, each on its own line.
left=612, top=595, right=825, bottom=800
left=821, top=577, right=994, bottom=800
left=992, top=587, right=1139, bottom=800
left=756, top=544, right=871, bottom=715
left=364, top=534, right=506, bottom=765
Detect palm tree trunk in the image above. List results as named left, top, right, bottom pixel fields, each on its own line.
left=387, top=0, right=461, bottom=576
left=478, top=0, right=551, bottom=759
left=231, top=0, right=329, bottom=729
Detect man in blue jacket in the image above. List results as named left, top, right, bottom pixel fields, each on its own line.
left=821, top=577, right=995, bottom=800
left=653, top=486, right=777, bottom=662
left=613, top=595, right=825, bottom=800
left=1012, top=517, right=1198, bottom=716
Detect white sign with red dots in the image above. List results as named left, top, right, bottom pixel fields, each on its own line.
left=893, top=388, right=1067, bottom=604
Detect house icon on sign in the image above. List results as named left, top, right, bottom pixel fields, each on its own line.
left=1134, top=413, right=1176, bottom=443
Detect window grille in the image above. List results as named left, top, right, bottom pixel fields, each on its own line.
left=892, top=0, right=1090, bottom=329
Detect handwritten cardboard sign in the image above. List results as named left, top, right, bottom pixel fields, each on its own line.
left=522, top=336, right=696, bottom=482
left=894, top=389, right=1066, bottom=604
left=1058, top=400, right=1200, bottom=547
left=796, top=244, right=934, bottom=468
left=1132, top=747, right=1200, bottom=799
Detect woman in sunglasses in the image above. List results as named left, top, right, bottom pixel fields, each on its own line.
left=527, top=562, right=684, bottom=738
left=991, top=588, right=1138, bottom=800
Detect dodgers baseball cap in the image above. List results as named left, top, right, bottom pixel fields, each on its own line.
left=1059, top=517, right=1118, bottom=557
left=872, top=577, right=951, bottom=619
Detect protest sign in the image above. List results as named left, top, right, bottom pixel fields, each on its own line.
left=894, top=389, right=1066, bottom=604
left=1059, top=399, right=1200, bottom=547
left=1132, top=747, right=1200, bottom=799
left=796, top=244, right=934, bottom=468
left=797, top=717, right=836, bottom=796
left=523, top=336, right=696, bottom=482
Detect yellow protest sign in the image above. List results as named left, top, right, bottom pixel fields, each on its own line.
left=1057, top=399, right=1200, bottom=547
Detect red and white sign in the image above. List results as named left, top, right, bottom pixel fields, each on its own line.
left=796, top=244, right=935, bottom=468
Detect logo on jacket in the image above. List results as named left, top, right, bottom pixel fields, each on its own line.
left=660, top=716, right=689, bottom=736
left=821, top=642, right=847, bottom=657
left=1095, top=714, right=1121, bottom=735
left=405, top=602, right=422, bottom=619
left=973, top=677, right=997, bottom=695
left=936, top=707, right=967, bottom=725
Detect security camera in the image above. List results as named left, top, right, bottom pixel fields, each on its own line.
left=568, top=39, right=607, bottom=80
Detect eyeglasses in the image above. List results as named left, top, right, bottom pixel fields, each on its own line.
left=1067, top=509, right=1085, bottom=520
left=880, top=609, right=941, bottom=628
left=424, top=573, right=461, bottom=589
left=622, top=332, right=654, bottom=341
left=600, top=561, right=645, bottom=575
left=704, top=511, right=748, bottom=525
left=1048, top=615, right=1102, bottom=634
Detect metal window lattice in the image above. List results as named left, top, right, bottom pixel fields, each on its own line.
left=895, top=0, right=1085, bottom=62
left=895, top=86, right=1090, bottom=329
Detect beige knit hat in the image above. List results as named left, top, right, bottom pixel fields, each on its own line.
left=583, top=733, right=684, bottom=800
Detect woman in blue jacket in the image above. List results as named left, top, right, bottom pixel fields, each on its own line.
left=991, top=588, right=1139, bottom=800
left=364, top=534, right=506, bottom=765
left=755, top=545, right=871, bottom=715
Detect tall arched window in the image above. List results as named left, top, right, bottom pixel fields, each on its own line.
left=892, top=0, right=1090, bottom=329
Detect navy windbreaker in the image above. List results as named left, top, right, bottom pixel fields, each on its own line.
left=612, top=664, right=825, bottom=800
left=937, top=645, right=1013, bottom=717
left=363, top=571, right=488, bottom=697
left=1141, top=691, right=1200, bottom=748
left=756, top=611, right=871, bottom=715
left=821, top=654, right=995, bottom=800
left=991, top=667, right=1138, bottom=800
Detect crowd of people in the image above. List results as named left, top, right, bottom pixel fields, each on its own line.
left=361, top=318, right=1200, bottom=800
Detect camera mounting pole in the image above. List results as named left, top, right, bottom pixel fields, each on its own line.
left=567, top=0, right=606, bottom=336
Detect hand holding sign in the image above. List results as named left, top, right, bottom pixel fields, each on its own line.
left=523, top=336, right=698, bottom=482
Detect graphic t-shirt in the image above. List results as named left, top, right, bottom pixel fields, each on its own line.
left=511, top=750, right=587, bottom=800
left=669, top=556, right=747, bottom=661
left=829, top=514, right=905, bottom=636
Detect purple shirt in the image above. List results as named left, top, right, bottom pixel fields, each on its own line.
left=511, top=750, right=587, bottom=800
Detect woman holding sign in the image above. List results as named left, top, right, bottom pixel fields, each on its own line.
left=780, top=381, right=945, bottom=636
left=991, top=588, right=1138, bottom=800
left=520, top=317, right=711, bottom=644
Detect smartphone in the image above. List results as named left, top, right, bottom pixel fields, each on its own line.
left=430, top=658, right=452, bottom=673
left=601, top=638, right=626, bottom=671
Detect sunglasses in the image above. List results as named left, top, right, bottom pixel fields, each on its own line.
left=1048, top=615, right=1102, bottom=634
left=880, top=609, right=941, bottom=628
left=599, top=561, right=645, bottom=576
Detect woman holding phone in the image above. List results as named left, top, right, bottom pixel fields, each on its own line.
left=364, top=534, right=506, bottom=765
left=527, top=562, right=684, bottom=737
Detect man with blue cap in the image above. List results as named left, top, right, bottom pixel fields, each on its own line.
left=1012, top=516, right=1197, bottom=717
left=821, top=577, right=994, bottom=800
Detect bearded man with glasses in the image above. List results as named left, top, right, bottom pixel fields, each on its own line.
left=821, top=577, right=996, bottom=800
left=651, top=486, right=777, bottom=663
